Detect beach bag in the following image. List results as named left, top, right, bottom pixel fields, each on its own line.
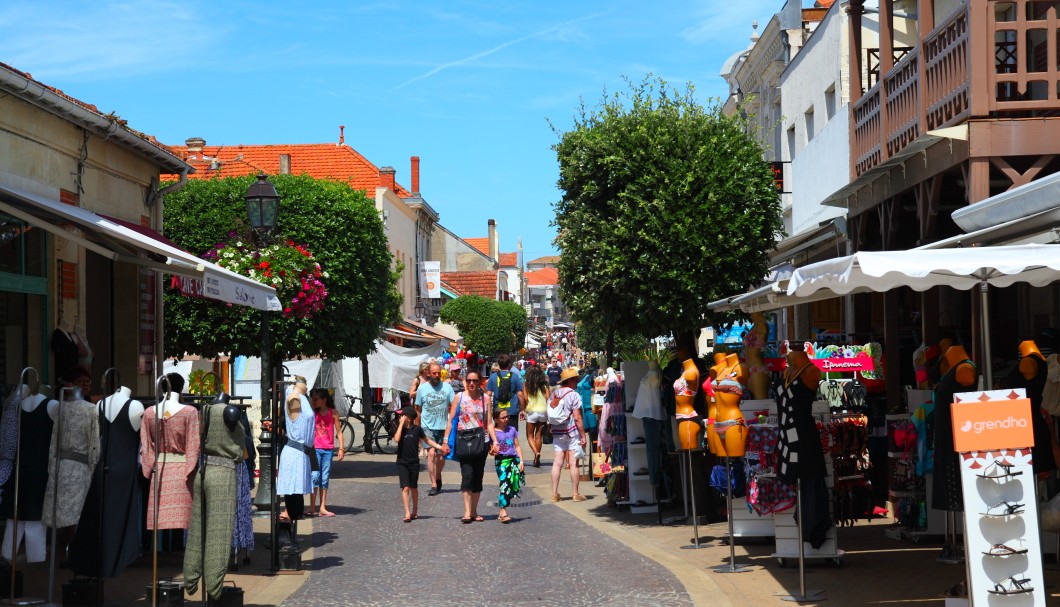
left=547, top=391, right=572, bottom=427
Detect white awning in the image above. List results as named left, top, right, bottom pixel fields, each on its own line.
left=0, top=182, right=281, bottom=311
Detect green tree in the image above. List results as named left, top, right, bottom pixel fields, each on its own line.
left=162, top=174, right=401, bottom=359
left=439, top=296, right=527, bottom=356
left=575, top=318, right=647, bottom=356
left=552, top=76, right=782, bottom=361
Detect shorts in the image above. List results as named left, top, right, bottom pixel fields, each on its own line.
left=397, top=462, right=420, bottom=488
left=311, top=448, right=334, bottom=489
left=552, top=432, right=585, bottom=459
left=525, top=412, right=547, bottom=424
left=424, top=428, right=445, bottom=449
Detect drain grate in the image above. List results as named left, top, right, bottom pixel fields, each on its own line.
left=486, top=498, right=542, bottom=508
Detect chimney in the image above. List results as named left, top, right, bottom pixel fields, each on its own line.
left=279, top=154, right=292, bottom=175
left=488, top=219, right=499, bottom=262
left=410, top=156, right=420, bottom=194
left=379, top=166, right=397, bottom=191
left=339, top=125, right=345, bottom=145
left=185, top=137, right=205, bottom=152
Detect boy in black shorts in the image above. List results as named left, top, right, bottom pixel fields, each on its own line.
left=394, top=407, right=449, bottom=522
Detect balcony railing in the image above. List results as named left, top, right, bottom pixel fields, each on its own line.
left=850, top=1, right=1060, bottom=177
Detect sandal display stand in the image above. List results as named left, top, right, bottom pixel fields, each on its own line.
left=952, top=388, right=1046, bottom=607
left=619, top=361, right=656, bottom=515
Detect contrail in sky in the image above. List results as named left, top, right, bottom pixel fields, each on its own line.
left=396, top=11, right=609, bottom=90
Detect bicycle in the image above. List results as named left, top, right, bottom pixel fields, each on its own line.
left=340, top=395, right=399, bottom=455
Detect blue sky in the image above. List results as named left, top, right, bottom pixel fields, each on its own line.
left=1, top=0, right=781, bottom=261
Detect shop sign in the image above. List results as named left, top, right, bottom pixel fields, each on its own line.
left=419, top=261, right=440, bottom=298
left=171, top=275, right=205, bottom=299
left=764, top=355, right=875, bottom=373
left=951, top=389, right=1033, bottom=452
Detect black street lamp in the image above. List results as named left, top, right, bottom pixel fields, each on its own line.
left=244, top=174, right=282, bottom=571
left=414, top=299, right=426, bottom=322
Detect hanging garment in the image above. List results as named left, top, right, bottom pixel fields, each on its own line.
left=1005, top=352, right=1057, bottom=474
left=184, top=404, right=245, bottom=601
left=0, top=389, right=23, bottom=505
left=42, top=399, right=100, bottom=528
left=930, top=360, right=977, bottom=512
left=140, top=405, right=200, bottom=529
left=0, top=397, right=55, bottom=521
left=231, top=463, right=254, bottom=552
left=276, top=394, right=314, bottom=496
left=632, top=365, right=665, bottom=420
left=50, top=329, right=79, bottom=382
left=68, top=397, right=142, bottom=578
left=775, top=365, right=827, bottom=483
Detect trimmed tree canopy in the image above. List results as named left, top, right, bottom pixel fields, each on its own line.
left=552, top=76, right=782, bottom=340
left=439, top=296, right=527, bottom=357
left=162, top=174, right=401, bottom=359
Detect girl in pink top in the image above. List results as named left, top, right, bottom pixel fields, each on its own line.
left=309, top=388, right=343, bottom=516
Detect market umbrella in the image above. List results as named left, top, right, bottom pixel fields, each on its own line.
left=785, top=244, right=1060, bottom=385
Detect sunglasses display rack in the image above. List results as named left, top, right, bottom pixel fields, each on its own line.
left=955, top=389, right=1045, bottom=607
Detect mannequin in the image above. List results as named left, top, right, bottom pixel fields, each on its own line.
left=69, top=386, right=144, bottom=577
left=704, top=353, right=727, bottom=455
left=276, top=378, right=314, bottom=522
left=42, top=392, right=100, bottom=530
left=0, top=385, right=30, bottom=504
left=140, top=374, right=199, bottom=530
left=0, top=391, right=58, bottom=563
left=775, top=347, right=825, bottom=483
left=712, top=353, right=749, bottom=457
left=745, top=312, right=770, bottom=400
left=1007, top=340, right=1057, bottom=474
left=674, top=354, right=701, bottom=450
left=935, top=338, right=955, bottom=376
left=183, top=400, right=245, bottom=601
left=931, top=345, right=977, bottom=512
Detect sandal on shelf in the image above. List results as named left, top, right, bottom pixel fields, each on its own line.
left=976, top=460, right=1023, bottom=479
left=982, top=501, right=1025, bottom=517
left=989, top=577, right=1033, bottom=595
left=983, top=544, right=1028, bottom=556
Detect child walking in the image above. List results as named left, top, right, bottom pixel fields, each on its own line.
left=491, top=407, right=525, bottom=523
left=394, top=406, right=448, bottom=522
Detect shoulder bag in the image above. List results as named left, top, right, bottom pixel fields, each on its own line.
left=455, top=393, right=487, bottom=460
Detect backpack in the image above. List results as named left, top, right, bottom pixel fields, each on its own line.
left=547, top=390, right=573, bottom=426
left=496, top=371, right=513, bottom=407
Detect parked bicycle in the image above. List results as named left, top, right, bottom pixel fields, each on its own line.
left=340, top=395, right=399, bottom=455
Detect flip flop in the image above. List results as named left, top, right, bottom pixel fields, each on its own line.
left=461, top=517, right=473, bottom=524
left=499, top=515, right=512, bottom=524
left=318, top=511, right=336, bottom=517
left=472, top=515, right=485, bottom=522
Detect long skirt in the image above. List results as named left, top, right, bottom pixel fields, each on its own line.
left=495, top=456, right=524, bottom=508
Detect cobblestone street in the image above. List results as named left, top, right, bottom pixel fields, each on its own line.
left=279, top=455, right=694, bottom=607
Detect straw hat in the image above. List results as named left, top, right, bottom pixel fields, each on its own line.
left=560, top=368, right=580, bottom=384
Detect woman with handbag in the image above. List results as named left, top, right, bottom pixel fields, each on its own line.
left=444, top=370, right=494, bottom=523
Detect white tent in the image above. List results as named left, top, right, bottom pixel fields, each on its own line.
left=784, top=244, right=1060, bottom=385
left=337, top=340, right=444, bottom=413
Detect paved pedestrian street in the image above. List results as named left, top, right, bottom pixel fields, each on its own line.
left=280, top=454, right=694, bottom=607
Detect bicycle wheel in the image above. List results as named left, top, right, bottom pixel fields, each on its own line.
left=373, top=416, right=398, bottom=454
left=340, top=420, right=359, bottom=452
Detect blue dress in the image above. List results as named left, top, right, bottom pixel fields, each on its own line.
left=276, top=394, right=314, bottom=496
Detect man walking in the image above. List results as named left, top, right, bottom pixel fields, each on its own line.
left=487, top=354, right=526, bottom=424
left=546, top=359, right=562, bottom=386
left=415, top=362, right=455, bottom=495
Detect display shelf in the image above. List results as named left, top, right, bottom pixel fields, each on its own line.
left=620, top=361, right=656, bottom=513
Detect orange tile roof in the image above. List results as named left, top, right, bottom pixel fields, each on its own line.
left=162, top=142, right=412, bottom=197
left=464, top=238, right=490, bottom=256
left=441, top=279, right=463, bottom=297
left=526, top=267, right=558, bottom=286
left=441, top=271, right=498, bottom=299
left=499, top=252, right=518, bottom=267
left=528, top=255, right=559, bottom=266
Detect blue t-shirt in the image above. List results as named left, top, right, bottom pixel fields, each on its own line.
left=415, top=381, right=455, bottom=431
left=486, top=370, right=524, bottom=411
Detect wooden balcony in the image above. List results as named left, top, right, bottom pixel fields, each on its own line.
left=851, top=1, right=1060, bottom=178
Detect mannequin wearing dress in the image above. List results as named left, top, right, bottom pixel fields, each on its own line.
left=713, top=353, right=749, bottom=457
left=1008, top=340, right=1057, bottom=473
left=674, top=357, right=701, bottom=450
left=745, top=312, right=770, bottom=400
left=931, top=345, right=977, bottom=512
left=0, top=391, right=57, bottom=563
left=704, top=353, right=726, bottom=455
left=775, top=349, right=825, bottom=482
left=69, top=386, right=144, bottom=577
left=140, top=387, right=200, bottom=530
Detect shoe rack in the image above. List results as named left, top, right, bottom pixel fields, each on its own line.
left=621, top=361, right=656, bottom=514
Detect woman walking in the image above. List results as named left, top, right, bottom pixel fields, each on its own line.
left=492, top=407, right=525, bottom=523
left=309, top=388, right=342, bottom=517
left=444, top=370, right=493, bottom=523
left=522, top=366, right=550, bottom=467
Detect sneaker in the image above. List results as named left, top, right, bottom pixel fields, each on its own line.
left=428, top=487, right=439, bottom=496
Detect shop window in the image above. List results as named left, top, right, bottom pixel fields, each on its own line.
left=1026, top=28, right=1048, bottom=72
left=0, top=214, right=45, bottom=278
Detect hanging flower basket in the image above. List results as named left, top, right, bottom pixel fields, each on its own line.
left=203, top=233, right=329, bottom=319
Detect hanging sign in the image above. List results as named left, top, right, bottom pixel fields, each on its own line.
left=764, top=355, right=875, bottom=373
left=951, top=388, right=1033, bottom=452
left=419, top=261, right=441, bottom=298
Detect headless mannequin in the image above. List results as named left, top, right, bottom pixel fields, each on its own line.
left=936, top=338, right=955, bottom=376
left=2, top=389, right=57, bottom=563
left=784, top=350, right=822, bottom=396
left=102, top=386, right=145, bottom=432
left=1018, top=340, right=1044, bottom=380
left=745, top=312, right=770, bottom=400
left=705, top=353, right=727, bottom=455
left=942, top=345, right=976, bottom=389
left=1013, top=340, right=1058, bottom=473
left=714, top=353, right=750, bottom=458
left=675, top=357, right=701, bottom=450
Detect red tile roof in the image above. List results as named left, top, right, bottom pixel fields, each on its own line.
left=526, top=267, right=558, bottom=286
left=464, top=238, right=489, bottom=256
left=441, top=279, right=463, bottom=297
left=528, top=255, right=559, bottom=266
left=162, top=142, right=412, bottom=197
left=499, top=252, right=518, bottom=267
left=441, top=271, right=498, bottom=299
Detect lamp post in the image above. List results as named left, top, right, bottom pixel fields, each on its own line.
left=414, top=299, right=426, bottom=323
left=246, top=174, right=280, bottom=525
